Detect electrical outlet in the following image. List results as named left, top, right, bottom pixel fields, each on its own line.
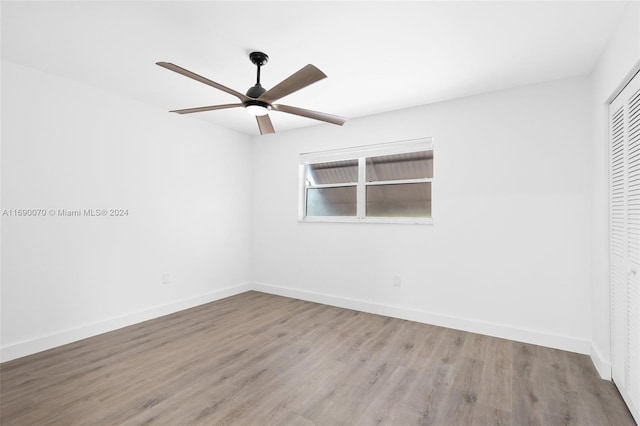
left=393, top=275, right=402, bottom=288
left=162, top=273, right=171, bottom=285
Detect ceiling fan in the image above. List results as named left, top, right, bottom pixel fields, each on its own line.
left=156, top=52, right=347, bottom=135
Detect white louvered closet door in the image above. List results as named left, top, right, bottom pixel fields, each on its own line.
left=610, top=69, right=640, bottom=424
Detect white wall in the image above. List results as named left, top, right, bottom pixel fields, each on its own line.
left=0, top=61, right=252, bottom=361
left=5, top=11, right=635, bottom=366
left=590, top=2, right=640, bottom=378
left=252, top=76, right=593, bottom=354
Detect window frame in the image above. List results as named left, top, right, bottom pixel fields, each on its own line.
left=299, top=138, right=434, bottom=224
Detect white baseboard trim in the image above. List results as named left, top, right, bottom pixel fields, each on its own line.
left=590, top=343, right=612, bottom=380
left=1, top=281, right=594, bottom=363
left=0, top=282, right=252, bottom=363
left=252, top=282, right=591, bottom=355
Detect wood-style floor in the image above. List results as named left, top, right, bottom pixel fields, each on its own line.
left=0, top=291, right=635, bottom=425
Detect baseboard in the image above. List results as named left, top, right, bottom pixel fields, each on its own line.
left=2, top=281, right=594, bottom=363
left=252, top=282, right=592, bottom=355
left=590, top=343, right=612, bottom=380
left=0, top=282, right=252, bottom=363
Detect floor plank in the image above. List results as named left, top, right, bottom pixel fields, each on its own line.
left=0, top=291, right=635, bottom=425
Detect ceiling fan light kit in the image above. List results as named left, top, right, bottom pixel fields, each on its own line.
left=157, top=51, right=346, bottom=135
left=245, top=103, right=270, bottom=116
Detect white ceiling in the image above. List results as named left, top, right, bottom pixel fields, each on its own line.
left=1, top=1, right=630, bottom=136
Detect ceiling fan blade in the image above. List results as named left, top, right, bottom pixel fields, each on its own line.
left=256, top=115, right=275, bottom=135
left=169, top=103, right=244, bottom=114
left=272, top=104, right=346, bottom=126
left=157, top=62, right=249, bottom=102
left=258, top=64, right=326, bottom=104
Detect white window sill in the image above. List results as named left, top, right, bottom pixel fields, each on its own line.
left=299, top=216, right=433, bottom=225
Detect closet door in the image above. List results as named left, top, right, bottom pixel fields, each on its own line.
left=610, top=69, right=640, bottom=423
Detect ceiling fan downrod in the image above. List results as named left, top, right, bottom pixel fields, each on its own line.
left=246, top=51, right=269, bottom=99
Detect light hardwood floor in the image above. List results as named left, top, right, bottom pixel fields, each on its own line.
left=0, top=291, right=635, bottom=425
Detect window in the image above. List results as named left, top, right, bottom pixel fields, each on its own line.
left=299, top=138, right=433, bottom=224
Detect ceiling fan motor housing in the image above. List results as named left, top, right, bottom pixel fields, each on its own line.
left=246, top=84, right=266, bottom=99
